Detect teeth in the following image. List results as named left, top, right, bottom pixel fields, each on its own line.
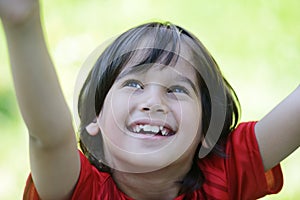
left=142, top=125, right=160, bottom=133
left=132, top=124, right=169, bottom=135
left=161, top=129, right=167, bottom=136
left=136, top=125, right=141, bottom=132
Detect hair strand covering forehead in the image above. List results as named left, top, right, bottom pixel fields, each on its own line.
left=76, top=21, right=240, bottom=173
left=76, top=22, right=188, bottom=165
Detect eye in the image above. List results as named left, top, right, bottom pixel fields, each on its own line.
left=167, top=86, right=189, bottom=95
left=123, top=79, right=144, bottom=89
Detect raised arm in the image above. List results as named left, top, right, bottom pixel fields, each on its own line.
left=0, top=1, right=80, bottom=199
left=255, top=85, right=300, bottom=171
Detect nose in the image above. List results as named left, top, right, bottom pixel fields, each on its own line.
left=138, top=85, right=169, bottom=114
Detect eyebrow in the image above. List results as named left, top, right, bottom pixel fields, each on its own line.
left=117, top=65, right=199, bottom=94
left=175, top=74, right=198, bottom=94
left=116, top=66, right=142, bottom=81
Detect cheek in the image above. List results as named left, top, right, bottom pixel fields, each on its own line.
left=98, top=88, right=133, bottom=139
left=98, top=90, right=119, bottom=129
left=98, top=91, right=127, bottom=148
left=173, top=100, right=202, bottom=126
left=102, top=87, right=128, bottom=115
left=177, top=100, right=202, bottom=141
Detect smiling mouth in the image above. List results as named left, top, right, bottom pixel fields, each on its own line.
left=128, top=124, right=176, bottom=137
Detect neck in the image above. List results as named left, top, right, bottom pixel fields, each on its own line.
left=112, top=161, right=192, bottom=200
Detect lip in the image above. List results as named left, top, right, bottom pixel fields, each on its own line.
left=125, top=131, right=175, bottom=139
left=127, top=118, right=177, bottom=133
left=126, top=118, right=177, bottom=139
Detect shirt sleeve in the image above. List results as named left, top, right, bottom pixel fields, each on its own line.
left=226, top=121, right=283, bottom=200
left=22, top=150, right=111, bottom=200
left=71, top=151, right=131, bottom=200
left=23, top=150, right=130, bottom=200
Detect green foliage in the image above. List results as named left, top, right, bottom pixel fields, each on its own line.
left=0, top=0, right=299, bottom=199
left=0, top=89, right=19, bottom=124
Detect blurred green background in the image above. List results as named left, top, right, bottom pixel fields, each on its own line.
left=0, top=0, right=299, bottom=199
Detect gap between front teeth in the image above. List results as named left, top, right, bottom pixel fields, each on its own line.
left=133, top=124, right=169, bottom=135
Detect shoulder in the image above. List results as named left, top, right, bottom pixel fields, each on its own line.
left=29, top=150, right=132, bottom=199
left=198, top=121, right=258, bottom=179
left=76, top=150, right=111, bottom=183
left=24, top=150, right=132, bottom=200
left=198, top=121, right=283, bottom=200
left=226, top=121, right=257, bottom=151
left=72, top=150, right=131, bottom=199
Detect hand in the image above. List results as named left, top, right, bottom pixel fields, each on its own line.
left=0, top=0, right=39, bottom=25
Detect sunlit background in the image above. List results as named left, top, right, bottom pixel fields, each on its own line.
left=0, top=0, right=299, bottom=199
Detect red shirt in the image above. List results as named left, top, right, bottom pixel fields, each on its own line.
left=24, top=122, right=283, bottom=199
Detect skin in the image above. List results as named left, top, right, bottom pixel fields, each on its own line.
left=97, top=63, right=202, bottom=199
left=95, top=62, right=202, bottom=171
left=0, top=1, right=299, bottom=199
left=1, top=1, right=80, bottom=199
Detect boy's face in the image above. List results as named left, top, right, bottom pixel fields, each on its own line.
left=97, top=55, right=202, bottom=173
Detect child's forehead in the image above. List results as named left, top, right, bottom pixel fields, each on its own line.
left=116, top=54, right=198, bottom=85
left=119, top=29, right=197, bottom=65
left=117, top=41, right=197, bottom=74
left=111, top=30, right=203, bottom=83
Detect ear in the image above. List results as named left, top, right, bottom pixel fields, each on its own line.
left=85, top=122, right=100, bottom=136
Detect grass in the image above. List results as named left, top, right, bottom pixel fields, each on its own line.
left=0, top=0, right=299, bottom=199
